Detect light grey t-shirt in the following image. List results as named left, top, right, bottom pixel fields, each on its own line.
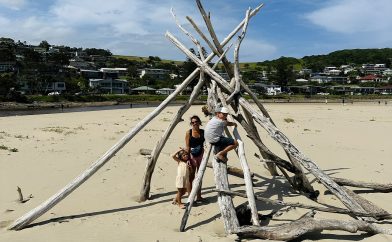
left=204, top=116, right=226, bottom=143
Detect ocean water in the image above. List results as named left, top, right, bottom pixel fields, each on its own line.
left=0, top=103, right=182, bottom=117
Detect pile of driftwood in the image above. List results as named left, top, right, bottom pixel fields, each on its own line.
left=8, top=1, right=392, bottom=240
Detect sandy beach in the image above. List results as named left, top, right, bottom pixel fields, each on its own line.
left=1, top=102, right=392, bottom=242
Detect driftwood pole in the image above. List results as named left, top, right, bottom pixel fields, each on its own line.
left=212, top=150, right=240, bottom=233
left=216, top=88, right=259, bottom=226
left=180, top=145, right=213, bottom=231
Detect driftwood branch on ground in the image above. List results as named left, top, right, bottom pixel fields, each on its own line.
left=206, top=162, right=253, bottom=178
left=235, top=215, right=392, bottom=241
left=332, top=177, right=392, bottom=192
left=218, top=189, right=392, bottom=220
left=16, top=187, right=32, bottom=203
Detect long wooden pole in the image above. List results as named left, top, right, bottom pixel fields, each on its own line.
left=180, top=145, right=212, bottom=231
left=216, top=88, right=259, bottom=226
left=212, top=148, right=240, bottom=234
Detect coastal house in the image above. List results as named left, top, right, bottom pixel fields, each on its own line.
left=383, top=69, right=392, bottom=76
left=0, top=61, right=16, bottom=72
left=156, top=87, right=175, bottom=95
left=80, top=69, right=103, bottom=79
left=376, top=85, right=392, bottom=95
left=99, top=67, right=128, bottom=77
left=358, top=74, right=382, bottom=83
left=44, top=82, right=66, bottom=93
left=89, top=78, right=128, bottom=94
left=310, top=75, right=329, bottom=84
left=69, top=55, right=91, bottom=69
left=139, top=68, right=170, bottom=79
left=254, top=83, right=281, bottom=95
left=131, top=86, right=156, bottom=94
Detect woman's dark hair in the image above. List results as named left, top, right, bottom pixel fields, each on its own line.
left=190, top=115, right=202, bottom=125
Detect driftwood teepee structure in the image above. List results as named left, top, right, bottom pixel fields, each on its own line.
left=8, top=1, right=392, bottom=240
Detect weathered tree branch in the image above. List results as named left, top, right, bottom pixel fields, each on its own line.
left=218, top=189, right=392, bottom=220
left=332, top=177, right=392, bottom=192
left=235, top=216, right=392, bottom=240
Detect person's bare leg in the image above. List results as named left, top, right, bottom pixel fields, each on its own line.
left=178, top=188, right=186, bottom=209
left=216, top=141, right=238, bottom=161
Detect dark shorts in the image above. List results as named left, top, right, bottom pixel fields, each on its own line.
left=212, top=136, right=235, bottom=151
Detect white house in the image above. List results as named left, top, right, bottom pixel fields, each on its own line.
left=156, top=88, right=175, bottom=95
left=99, top=67, right=128, bottom=76
left=89, top=78, right=128, bottom=94
left=139, top=68, right=170, bottom=79
left=44, top=82, right=66, bottom=93
left=255, top=83, right=281, bottom=95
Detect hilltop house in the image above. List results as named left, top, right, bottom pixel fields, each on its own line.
left=139, top=68, right=170, bottom=79
left=88, top=68, right=129, bottom=94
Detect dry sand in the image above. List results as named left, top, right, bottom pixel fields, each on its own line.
left=1, top=102, right=392, bottom=242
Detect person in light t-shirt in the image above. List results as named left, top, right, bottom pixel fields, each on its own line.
left=204, top=107, right=238, bottom=162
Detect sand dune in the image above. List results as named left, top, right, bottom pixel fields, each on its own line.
left=1, top=103, right=392, bottom=241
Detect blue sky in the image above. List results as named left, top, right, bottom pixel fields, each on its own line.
left=0, top=0, right=391, bottom=62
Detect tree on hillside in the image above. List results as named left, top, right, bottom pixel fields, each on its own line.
left=84, top=48, right=112, bottom=56
left=39, top=40, right=51, bottom=51
left=268, top=57, right=295, bottom=86
left=47, top=51, right=70, bottom=65
left=0, top=73, right=17, bottom=97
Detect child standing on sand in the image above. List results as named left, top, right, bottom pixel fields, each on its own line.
left=172, top=149, right=190, bottom=209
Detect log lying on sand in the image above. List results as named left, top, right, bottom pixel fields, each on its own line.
left=218, top=189, right=392, bottom=220
left=235, top=212, right=392, bottom=241
left=207, top=162, right=254, bottom=179
left=332, top=177, right=392, bottom=192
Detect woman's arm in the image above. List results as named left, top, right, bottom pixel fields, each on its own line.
left=185, top=130, right=191, bottom=154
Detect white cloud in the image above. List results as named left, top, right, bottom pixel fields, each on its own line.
left=0, top=0, right=269, bottom=61
left=0, top=0, right=26, bottom=10
left=0, top=15, right=10, bottom=25
left=305, top=0, right=392, bottom=34
left=240, top=38, right=277, bottom=62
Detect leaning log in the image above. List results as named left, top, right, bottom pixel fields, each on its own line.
left=215, top=88, right=259, bottom=225
left=180, top=145, right=212, bottom=232
left=212, top=152, right=240, bottom=234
